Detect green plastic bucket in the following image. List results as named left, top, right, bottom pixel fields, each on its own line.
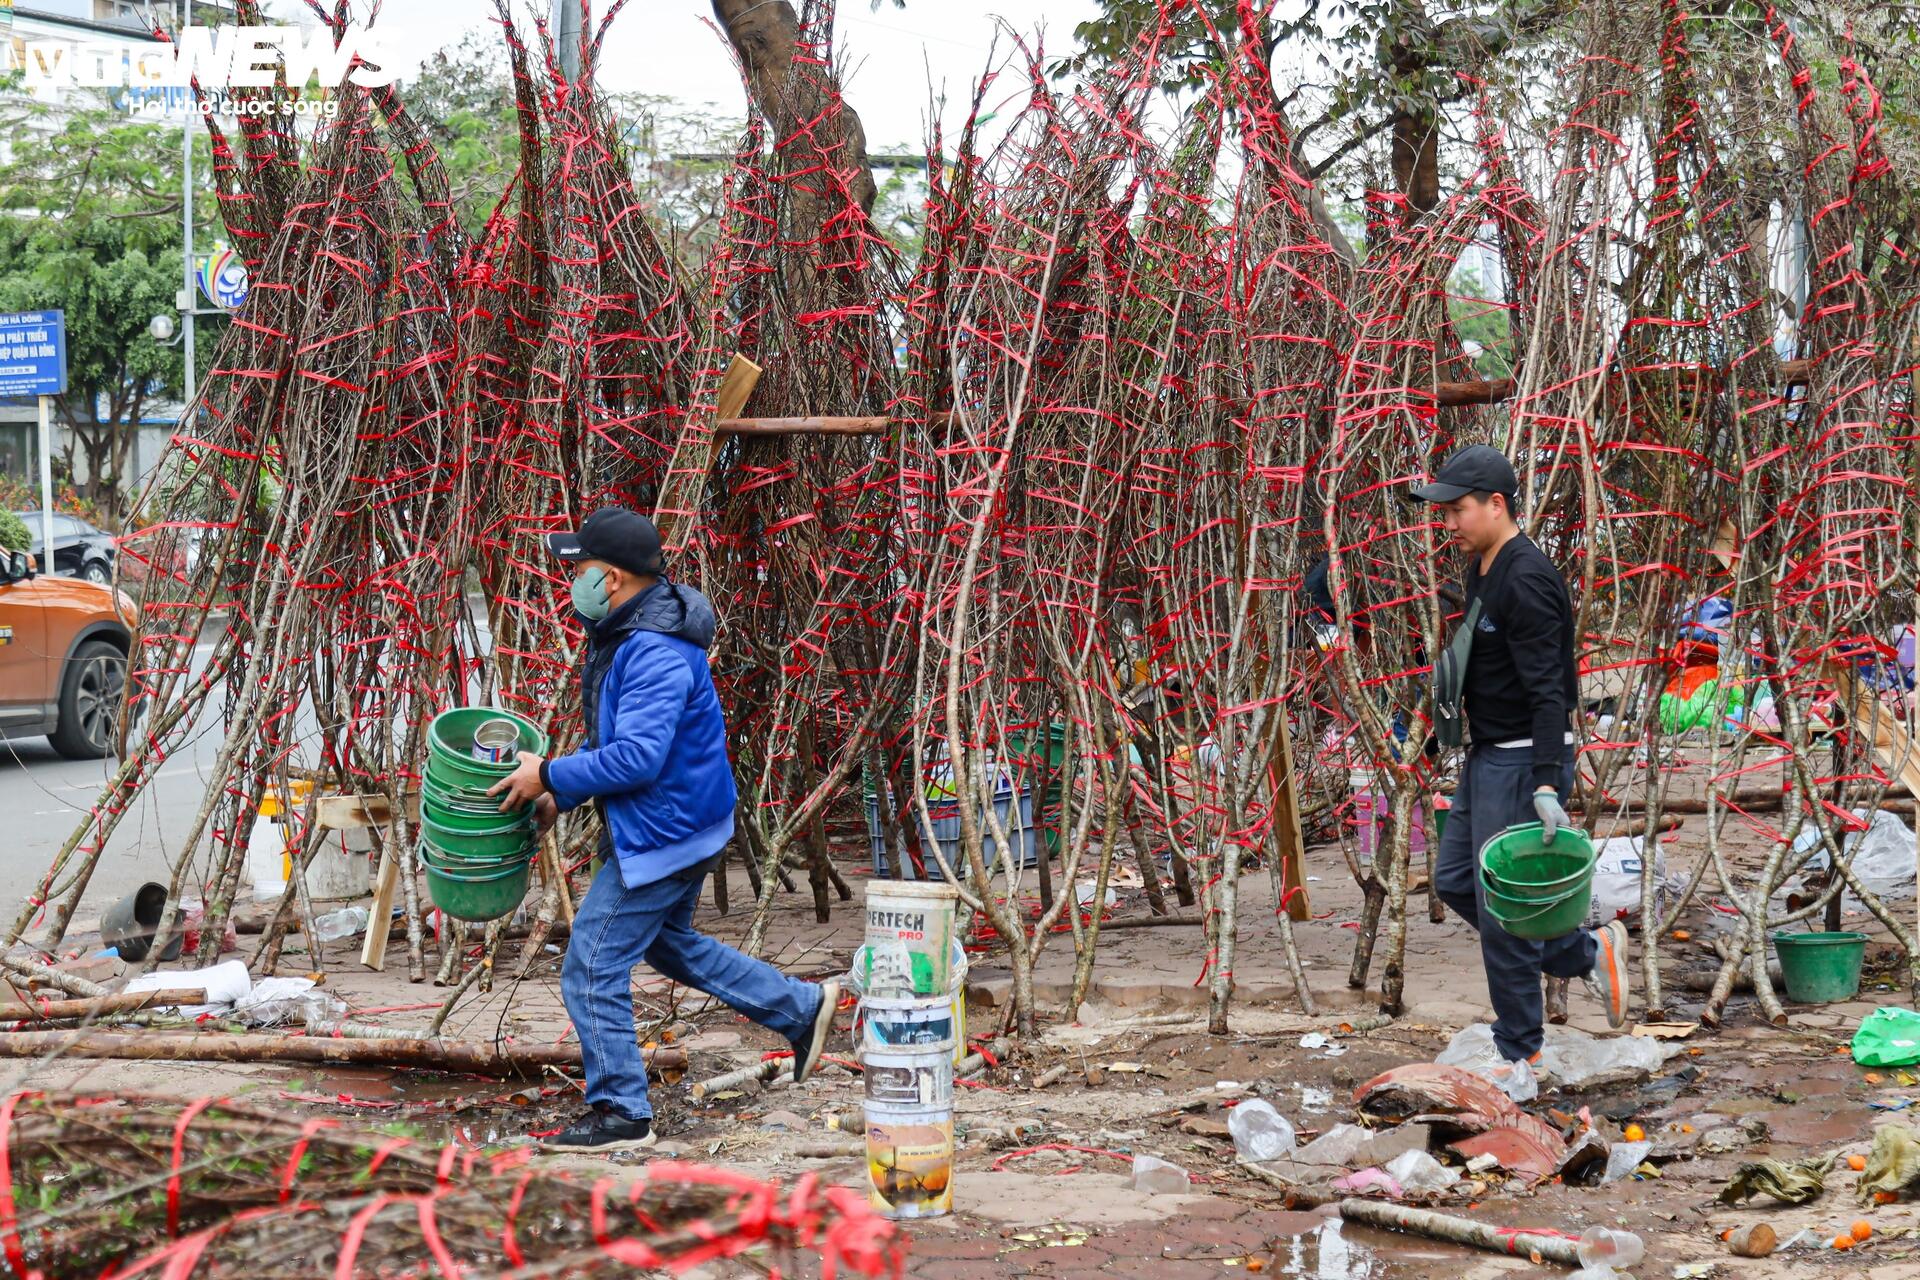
left=420, top=842, right=529, bottom=873
left=1773, top=931, right=1867, bottom=1003
left=426, top=708, right=549, bottom=788
left=422, top=794, right=527, bottom=834
left=424, top=855, right=532, bottom=922
left=420, top=770, right=516, bottom=810
left=1479, top=823, right=1596, bottom=940
left=420, top=811, right=534, bottom=860
left=1480, top=824, right=1596, bottom=901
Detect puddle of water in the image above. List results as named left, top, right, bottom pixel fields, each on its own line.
left=1277, top=1222, right=1386, bottom=1279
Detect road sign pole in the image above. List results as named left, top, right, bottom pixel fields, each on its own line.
left=36, top=395, right=53, bottom=573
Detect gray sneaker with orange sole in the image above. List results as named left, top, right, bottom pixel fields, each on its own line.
left=1584, top=920, right=1630, bottom=1028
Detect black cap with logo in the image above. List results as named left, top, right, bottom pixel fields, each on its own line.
left=1408, top=445, right=1519, bottom=503
left=546, top=507, right=665, bottom=577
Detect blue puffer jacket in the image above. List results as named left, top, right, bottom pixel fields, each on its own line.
left=543, top=578, right=738, bottom=888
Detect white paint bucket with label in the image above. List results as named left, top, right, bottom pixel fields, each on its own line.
left=864, top=1100, right=954, bottom=1219
left=863, top=1045, right=954, bottom=1108
left=856, top=993, right=954, bottom=1053
left=862, top=880, right=958, bottom=997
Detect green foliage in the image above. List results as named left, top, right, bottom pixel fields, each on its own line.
left=0, top=87, right=233, bottom=521
left=0, top=509, right=29, bottom=554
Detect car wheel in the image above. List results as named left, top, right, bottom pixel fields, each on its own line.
left=49, top=640, right=128, bottom=760
left=83, top=560, right=111, bottom=585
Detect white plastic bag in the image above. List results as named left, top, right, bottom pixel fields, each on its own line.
left=1437, top=1024, right=1676, bottom=1090
left=1383, top=1149, right=1457, bottom=1195
left=1226, top=1099, right=1296, bottom=1162
left=1132, top=1154, right=1192, bottom=1194
left=1790, top=808, right=1916, bottom=903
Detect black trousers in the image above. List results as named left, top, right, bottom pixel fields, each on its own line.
left=1434, top=743, right=1599, bottom=1060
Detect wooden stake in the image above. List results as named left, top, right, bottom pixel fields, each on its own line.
left=0, top=1029, right=687, bottom=1076
left=1336, top=1199, right=1583, bottom=1266
left=0, top=989, right=206, bottom=1022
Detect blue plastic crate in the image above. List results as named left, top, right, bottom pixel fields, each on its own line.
left=867, top=789, right=1038, bottom=881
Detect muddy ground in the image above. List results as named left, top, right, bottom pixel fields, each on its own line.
left=15, top=751, right=1920, bottom=1279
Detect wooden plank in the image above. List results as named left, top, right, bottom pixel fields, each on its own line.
left=314, top=790, right=419, bottom=831
left=716, top=415, right=890, bottom=436
left=1268, top=708, right=1312, bottom=921
left=654, top=353, right=763, bottom=553
left=359, top=841, right=401, bottom=972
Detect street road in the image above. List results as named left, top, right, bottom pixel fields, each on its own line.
left=3, top=604, right=494, bottom=931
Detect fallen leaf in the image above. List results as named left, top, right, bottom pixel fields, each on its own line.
left=1108, top=1061, right=1147, bottom=1073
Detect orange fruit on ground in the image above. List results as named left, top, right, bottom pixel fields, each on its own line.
left=1877, top=1191, right=1900, bottom=1205
left=1719, top=1229, right=1733, bottom=1241
left=1832, top=1234, right=1855, bottom=1250
left=1850, top=1155, right=1868, bottom=1171
left=1673, top=930, right=1690, bottom=941
left=1853, top=1221, right=1873, bottom=1242
left=1624, top=1124, right=1646, bottom=1142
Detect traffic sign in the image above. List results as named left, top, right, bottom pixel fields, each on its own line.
left=0, top=310, right=68, bottom=399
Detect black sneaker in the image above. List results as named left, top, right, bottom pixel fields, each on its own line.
left=541, top=1106, right=657, bottom=1153
left=790, top=979, right=841, bottom=1084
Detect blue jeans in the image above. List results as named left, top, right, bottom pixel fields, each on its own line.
left=1434, top=743, right=1598, bottom=1061
left=561, top=859, right=823, bottom=1120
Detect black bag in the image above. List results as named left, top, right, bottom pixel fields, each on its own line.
left=1432, top=596, right=1482, bottom=749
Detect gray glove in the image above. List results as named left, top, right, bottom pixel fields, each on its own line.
left=1534, top=788, right=1571, bottom=844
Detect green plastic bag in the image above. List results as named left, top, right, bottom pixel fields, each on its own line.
left=1852, top=1008, right=1920, bottom=1067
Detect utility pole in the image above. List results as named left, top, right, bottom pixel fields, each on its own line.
left=180, top=0, right=196, bottom=406
left=554, top=0, right=582, bottom=83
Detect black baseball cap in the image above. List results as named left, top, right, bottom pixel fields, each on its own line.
left=546, top=507, right=664, bottom=576
left=1408, top=445, right=1518, bottom=503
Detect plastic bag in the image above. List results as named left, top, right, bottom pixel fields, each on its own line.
left=1599, top=1141, right=1651, bottom=1184
left=1383, top=1149, right=1457, bottom=1195
left=1436, top=1024, right=1675, bottom=1092
left=1858, top=1124, right=1920, bottom=1202
left=1588, top=835, right=1680, bottom=926
left=1853, top=1008, right=1920, bottom=1067
left=1226, top=1099, right=1296, bottom=1162
left=1132, top=1154, right=1191, bottom=1194
left=1792, top=810, right=1916, bottom=903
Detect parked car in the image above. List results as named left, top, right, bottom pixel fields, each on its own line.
left=14, top=512, right=116, bottom=585
left=0, top=547, right=137, bottom=759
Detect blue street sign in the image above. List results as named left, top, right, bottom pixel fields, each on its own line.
left=0, top=311, right=67, bottom=399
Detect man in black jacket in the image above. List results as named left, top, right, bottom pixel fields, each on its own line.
left=1413, top=446, right=1629, bottom=1075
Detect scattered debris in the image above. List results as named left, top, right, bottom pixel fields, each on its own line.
left=1631, top=1022, right=1700, bottom=1040
left=1227, top=1099, right=1296, bottom=1161
left=1600, top=1140, right=1654, bottom=1184
left=1132, top=1153, right=1193, bottom=1194
left=1295, top=1122, right=1432, bottom=1169
left=1859, top=1124, right=1920, bottom=1202
left=1726, top=1223, right=1777, bottom=1257
left=1450, top=1124, right=1564, bottom=1181
left=1382, top=1149, right=1457, bottom=1195
left=1437, top=1023, right=1679, bottom=1089
left=1717, top=1156, right=1833, bottom=1205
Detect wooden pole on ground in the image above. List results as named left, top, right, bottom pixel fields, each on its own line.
left=0, top=1029, right=687, bottom=1077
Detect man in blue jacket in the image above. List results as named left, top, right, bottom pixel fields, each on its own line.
left=489, top=507, right=839, bottom=1152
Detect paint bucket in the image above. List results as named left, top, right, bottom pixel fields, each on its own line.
left=863, top=1045, right=954, bottom=1108
left=471, top=717, right=522, bottom=763
left=99, top=882, right=184, bottom=964
left=858, top=993, right=955, bottom=1051
left=862, top=880, right=958, bottom=997
left=864, top=1101, right=954, bottom=1219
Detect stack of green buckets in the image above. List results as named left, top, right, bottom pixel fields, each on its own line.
left=420, top=707, right=548, bottom=922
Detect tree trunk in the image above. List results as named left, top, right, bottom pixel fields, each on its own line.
left=710, top=0, right=877, bottom=214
